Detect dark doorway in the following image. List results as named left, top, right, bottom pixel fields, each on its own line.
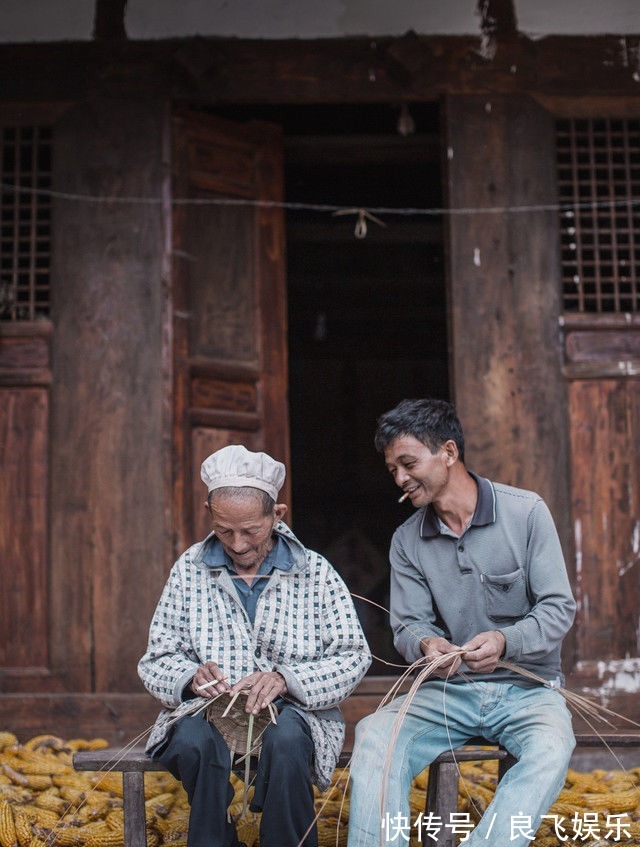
left=206, top=102, right=448, bottom=670
left=283, top=103, right=449, bottom=671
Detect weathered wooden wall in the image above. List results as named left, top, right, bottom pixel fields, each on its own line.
left=49, top=98, right=170, bottom=694
left=445, top=94, right=571, bottom=538
left=1, top=32, right=639, bottom=739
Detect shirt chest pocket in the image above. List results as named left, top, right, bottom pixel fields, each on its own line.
left=482, top=569, right=531, bottom=622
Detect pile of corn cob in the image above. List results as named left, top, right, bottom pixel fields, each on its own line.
left=1, top=732, right=640, bottom=847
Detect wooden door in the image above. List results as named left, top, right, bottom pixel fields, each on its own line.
left=568, top=378, right=640, bottom=664
left=563, top=317, right=640, bottom=701
left=0, top=323, right=52, bottom=691
left=171, top=111, right=290, bottom=550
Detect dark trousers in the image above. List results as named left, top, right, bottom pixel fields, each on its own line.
left=154, top=705, right=318, bottom=847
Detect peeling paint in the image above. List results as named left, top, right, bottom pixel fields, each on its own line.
left=596, top=658, right=640, bottom=694
left=574, top=518, right=583, bottom=614
left=574, top=518, right=582, bottom=575
left=617, top=523, right=640, bottom=576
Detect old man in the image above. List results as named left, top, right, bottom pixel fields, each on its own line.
left=139, top=445, right=370, bottom=847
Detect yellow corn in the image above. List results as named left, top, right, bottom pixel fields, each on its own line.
left=48, top=825, right=90, bottom=847
left=12, top=806, right=60, bottom=831
left=0, top=736, right=19, bottom=754
left=34, top=791, right=68, bottom=815
left=23, top=737, right=68, bottom=755
left=11, top=751, right=71, bottom=777
left=144, top=793, right=175, bottom=821
left=150, top=819, right=187, bottom=839
left=11, top=809, right=33, bottom=847
left=0, top=798, right=18, bottom=847
left=83, top=830, right=124, bottom=847
left=103, top=811, right=124, bottom=832
left=87, top=740, right=109, bottom=752
left=581, top=789, right=639, bottom=813
left=65, top=739, right=108, bottom=754
left=0, top=763, right=29, bottom=788
left=0, top=800, right=18, bottom=847
left=92, top=775, right=122, bottom=798
left=52, top=774, right=96, bottom=792
left=57, top=787, right=88, bottom=807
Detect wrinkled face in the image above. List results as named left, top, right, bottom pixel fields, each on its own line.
left=384, top=434, right=452, bottom=508
left=207, top=493, right=286, bottom=572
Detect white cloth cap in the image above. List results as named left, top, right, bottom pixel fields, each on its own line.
left=200, top=445, right=285, bottom=501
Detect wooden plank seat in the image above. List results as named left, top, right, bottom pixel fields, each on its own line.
left=74, top=732, right=640, bottom=847
left=73, top=746, right=352, bottom=847
left=424, top=733, right=640, bottom=847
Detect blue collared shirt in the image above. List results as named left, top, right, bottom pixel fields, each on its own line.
left=208, top=535, right=293, bottom=624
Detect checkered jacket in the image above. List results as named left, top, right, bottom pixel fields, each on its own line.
left=138, top=521, right=371, bottom=789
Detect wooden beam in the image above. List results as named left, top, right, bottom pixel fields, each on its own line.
left=1, top=35, right=640, bottom=105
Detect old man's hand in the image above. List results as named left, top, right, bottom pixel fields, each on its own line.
left=231, top=670, right=288, bottom=715
left=190, top=661, right=230, bottom=698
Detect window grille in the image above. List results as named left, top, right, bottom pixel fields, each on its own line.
left=556, top=118, right=640, bottom=313
left=0, top=126, right=52, bottom=321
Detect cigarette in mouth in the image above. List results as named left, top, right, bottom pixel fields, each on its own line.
left=398, top=491, right=411, bottom=503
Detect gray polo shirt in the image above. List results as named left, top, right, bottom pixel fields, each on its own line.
left=390, top=472, right=576, bottom=686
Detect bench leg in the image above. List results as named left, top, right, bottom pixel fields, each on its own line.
left=123, top=771, right=148, bottom=847
left=425, top=761, right=459, bottom=847
left=498, top=751, right=517, bottom=780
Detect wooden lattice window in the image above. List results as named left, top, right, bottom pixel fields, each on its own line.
left=557, top=118, right=640, bottom=313
left=0, top=126, right=52, bottom=321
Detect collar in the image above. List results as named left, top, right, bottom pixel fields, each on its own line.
left=201, top=534, right=294, bottom=573
left=419, top=472, right=496, bottom=538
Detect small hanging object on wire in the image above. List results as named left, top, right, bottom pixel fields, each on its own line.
left=332, top=207, right=387, bottom=240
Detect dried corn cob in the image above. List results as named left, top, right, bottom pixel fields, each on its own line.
left=0, top=800, right=18, bottom=847
left=104, top=811, right=124, bottom=832
left=91, top=775, right=122, bottom=798
left=23, top=738, right=69, bottom=756
left=11, top=809, right=33, bottom=847
left=10, top=751, right=71, bottom=777
left=0, top=739, right=18, bottom=755
left=34, top=791, right=68, bottom=815
left=14, top=806, right=62, bottom=831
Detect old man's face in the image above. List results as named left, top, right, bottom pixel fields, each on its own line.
left=207, top=492, right=286, bottom=573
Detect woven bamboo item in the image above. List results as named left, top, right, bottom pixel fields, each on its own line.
left=204, top=691, right=276, bottom=758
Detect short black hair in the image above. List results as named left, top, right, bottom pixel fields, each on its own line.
left=374, top=398, right=465, bottom=462
left=208, top=486, right=275, bottom=516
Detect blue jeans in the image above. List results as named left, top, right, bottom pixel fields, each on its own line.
left=347, top=681, right=575, bottom=847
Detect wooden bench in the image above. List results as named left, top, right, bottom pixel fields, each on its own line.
left=74, top=733, right=640, bottom=847
left=424, top=733, right=640, bottom=847
left=73, top=747, right=352, bottom=847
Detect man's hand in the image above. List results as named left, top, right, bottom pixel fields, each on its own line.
left=231, top=670, right=287, bottom=715
left=420, top=636, right=463, bottom=679
left=461, top=630, right=506, bottom=673
left=190, top=661, right=230, bottom=698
